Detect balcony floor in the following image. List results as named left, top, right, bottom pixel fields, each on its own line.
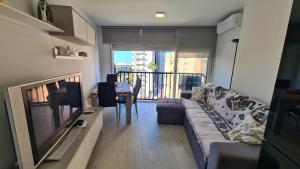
left=87, top=101, right=198, bottom=169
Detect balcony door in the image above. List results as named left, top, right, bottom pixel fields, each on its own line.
left=113, top=50, right=209, bottom=99
left=113, top=50, right=175, bottom=99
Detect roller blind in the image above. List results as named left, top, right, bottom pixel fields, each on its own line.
left=102, top=26, right=217, bottom=56
left=102, top=27, right=141, bottom=44
left=176, top=27, right=217, bottom=53
left=141, top=27, right=176, bottom=50
left=103, top=27, right=176, bottom=50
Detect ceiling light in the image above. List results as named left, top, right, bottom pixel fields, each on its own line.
left=156, top=11, right=165, bottom=18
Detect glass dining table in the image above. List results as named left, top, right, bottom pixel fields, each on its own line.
left=90, top=82, right=133, bottom=124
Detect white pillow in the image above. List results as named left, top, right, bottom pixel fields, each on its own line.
left=190, top=87, right=206, bottom=103
left=227, top=116, right=265, bottom=144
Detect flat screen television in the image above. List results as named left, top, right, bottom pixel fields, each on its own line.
left=5, top=73, right=83, bottom=169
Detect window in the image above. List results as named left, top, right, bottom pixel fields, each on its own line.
left=177, top=52, right=208, bottom=75
left=112, top=50, right=209, bottom=99
left=113, top=50, right=175, bottom=73
left=176, top=52, right=208, bottom=93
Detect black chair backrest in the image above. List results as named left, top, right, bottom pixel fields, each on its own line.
left=98, top=82, right=117, bottom=107
left=106, top=74, right=118, bottom=83
left=133, top=77, right=142, bottom=103
left=66, top=82, right=82, bottom=107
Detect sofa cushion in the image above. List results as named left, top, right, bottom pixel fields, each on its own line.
left=157, top=99, right=185, bottom=124
left=191, top=87, right=207, bottom=103
left=204, top=83, right=270, bottom=126
left=186, top=108, right=230, bottom=158
left=182, top=98, right=203, bottom=109
left=230, top=99, right=269, bottom=128
left=197, top=103, right=233, bottom=138
left=156, top=99, right=185, bottom=114
left=251, top=106, right=270, bottom=125
left=228, top=116, right=265, bottom=144
left=204, top=84, right=237, bottom=121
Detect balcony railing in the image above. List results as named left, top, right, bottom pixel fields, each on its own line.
left=117, top=71, right=206, bottom=100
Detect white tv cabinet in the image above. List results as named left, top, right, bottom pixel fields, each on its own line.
left=38, top=109, right=103, bottom=169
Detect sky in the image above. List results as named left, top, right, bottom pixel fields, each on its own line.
left=113, top=51, right=133, bottom=63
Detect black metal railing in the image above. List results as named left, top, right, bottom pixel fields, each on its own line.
left=117, top=71, right=206, bottom=100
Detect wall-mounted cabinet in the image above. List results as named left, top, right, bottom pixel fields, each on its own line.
left=49, top=5, right=96, bottom=46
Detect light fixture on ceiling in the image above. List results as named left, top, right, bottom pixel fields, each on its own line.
left=155, top=11, right=165, bottom=18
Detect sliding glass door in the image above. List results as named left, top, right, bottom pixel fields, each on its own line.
left=113, top=50, right=208, bottom=99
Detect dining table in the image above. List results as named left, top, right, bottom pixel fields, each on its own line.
left=90, top=81, right=133, bottom=124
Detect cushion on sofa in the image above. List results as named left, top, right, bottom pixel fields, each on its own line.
left=205, top=84, right=238, bottom=121
left=157, top=99, right=185, bottom=124
left=228, top=116, right=265, bottom=144
left=182, top=98, right=203, bottom=109
left=186, top=108, right=229, bottom=158
left=204, top=83, right=270, bottom=127
left=251, top=106, right=270, bottom=124
left=230, top=99, right=269, bottom=128
left=191, top=87, right=207, bottom=103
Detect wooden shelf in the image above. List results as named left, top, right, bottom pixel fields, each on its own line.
left=0, top=2, right=63, bottom=32
left=54, top=55, right=92, bottom=60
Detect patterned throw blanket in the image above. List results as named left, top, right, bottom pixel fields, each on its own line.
left=198, top=102, right=232, bottom=140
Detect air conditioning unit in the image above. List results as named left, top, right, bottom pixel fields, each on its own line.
left=217, top=13, right=243, bottom=34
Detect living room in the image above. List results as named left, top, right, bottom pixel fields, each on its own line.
left=0, top=0, right=298, bottom=169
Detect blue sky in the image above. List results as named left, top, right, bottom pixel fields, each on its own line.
left=114, top=51, right=133, bottom=63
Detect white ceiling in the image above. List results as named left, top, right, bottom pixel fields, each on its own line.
left=74, top=0, right=245, bottom=26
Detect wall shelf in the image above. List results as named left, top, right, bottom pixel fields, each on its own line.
left=0, top=2, right=63, bottom=32
left=54, top=55, right=92, bottom=60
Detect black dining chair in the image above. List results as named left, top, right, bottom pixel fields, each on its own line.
left=98, top=82, right=119, bottom=120
left=117, top=77, right=142, bottom=119
left=106, top=74, right=118, bottom=83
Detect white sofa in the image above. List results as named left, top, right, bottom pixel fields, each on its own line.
left=182, top=83, right=270, bottom=169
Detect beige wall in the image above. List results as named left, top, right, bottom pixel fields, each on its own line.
left=231, top=0, right=293, bottom=104
left=0, top=1, right=100, bottom=168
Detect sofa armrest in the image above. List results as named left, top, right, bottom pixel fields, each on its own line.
left=181, top=91, right=192, bottom=99
left=207, top=142, right=261, bottom=169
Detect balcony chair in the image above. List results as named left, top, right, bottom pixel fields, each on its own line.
left=106, top=74, right=118, bottom=83
left=117, top=77, right=142, bottom=119
left=97, top=82, right=119, bottom=121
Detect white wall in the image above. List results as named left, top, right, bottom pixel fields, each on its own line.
left=231, top=0, right=293, bottom=104
left=212, top=28, right=240, bottom=89
left=100, top=43, right=113, bottom=82
left=0, top=1, right=100, bottom=168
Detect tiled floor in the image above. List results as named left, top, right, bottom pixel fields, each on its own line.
left=87, top=102, right=198, bottom=169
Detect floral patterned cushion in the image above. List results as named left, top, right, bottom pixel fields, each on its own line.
left=228, top=116, right=265, bottom=144
left=191, top=87, right=207, bottom=103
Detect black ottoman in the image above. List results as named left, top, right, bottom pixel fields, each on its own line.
left=156, top=99, right=185, bottom=125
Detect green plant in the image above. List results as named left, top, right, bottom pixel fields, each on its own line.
left=148, top=62, right=157, bottom=71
